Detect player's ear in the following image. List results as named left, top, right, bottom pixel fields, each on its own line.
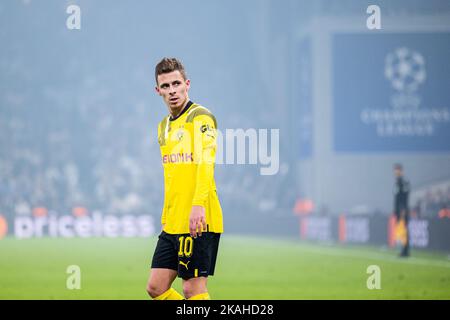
left=185, top=79, right=191, bottom=90
left=155, top=86, right=161, bottom=95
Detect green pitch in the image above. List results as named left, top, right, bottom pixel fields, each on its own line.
left=1, top=235, right=449, bottom=299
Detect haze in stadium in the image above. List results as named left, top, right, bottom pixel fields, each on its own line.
left=1, top=0, right=450, bottom=300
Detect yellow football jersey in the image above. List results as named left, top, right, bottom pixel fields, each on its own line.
left=157, top=101, right=223, bottom=234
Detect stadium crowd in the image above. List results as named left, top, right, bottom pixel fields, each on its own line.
left=0, top=56, right=295, bottom=220
left=412, top=184, right=450, bottom=219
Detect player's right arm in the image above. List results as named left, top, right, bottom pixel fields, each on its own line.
left=158, top=121, right=167, bottom=227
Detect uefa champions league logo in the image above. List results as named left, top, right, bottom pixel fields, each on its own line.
left=361, top=46, right=449, bottom=137
left=385, top=47, right=426, bottom=93
left=384, top=47, right=426, bottom=109
left=384, top=47, right=426, bottom=93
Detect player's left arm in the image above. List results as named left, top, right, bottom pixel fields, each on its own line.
left=189, top=114, right=217, bottom=237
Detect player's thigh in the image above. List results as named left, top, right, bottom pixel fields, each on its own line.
left=147, top=268, right=178, bottom=292
left=149, top=231, right=179, bottom=290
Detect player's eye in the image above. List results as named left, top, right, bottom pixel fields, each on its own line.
left=161, top=84, right=169, bottom=89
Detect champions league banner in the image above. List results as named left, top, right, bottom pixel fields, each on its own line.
left=332, top=33, right=450, bottom=152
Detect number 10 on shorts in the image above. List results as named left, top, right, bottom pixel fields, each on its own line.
left=178, top=236, right=194, bottom=257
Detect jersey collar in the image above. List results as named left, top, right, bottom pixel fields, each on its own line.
left=169, top=100, right=193, bottom=121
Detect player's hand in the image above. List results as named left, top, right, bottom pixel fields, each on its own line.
left=189, top=205, right=206, bottom=238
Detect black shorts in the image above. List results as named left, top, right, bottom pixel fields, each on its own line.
left=151, top=231, right=221, bottom=280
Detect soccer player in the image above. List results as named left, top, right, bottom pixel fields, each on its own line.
left=146, top=58, right=223, bottom=300
left=393, top=163, right=411, bottom=257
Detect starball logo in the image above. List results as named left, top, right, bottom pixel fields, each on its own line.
left=385, top=47, right=426, bottom=94
left=361, top=47, right=450, bottom=137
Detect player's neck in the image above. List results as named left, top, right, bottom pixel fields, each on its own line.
left=169, top=98, right=190, bottom=119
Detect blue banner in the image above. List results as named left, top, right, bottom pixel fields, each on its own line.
left=333, top=33, right=450, bottom=152
left=296, top=37, right=313, bottom=159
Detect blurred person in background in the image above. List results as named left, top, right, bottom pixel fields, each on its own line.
left=438, top=186, right=450, bottom=218
left=393, top=163, right=411, bottom=257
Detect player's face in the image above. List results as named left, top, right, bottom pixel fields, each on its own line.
left=156, top=70, right=190, bottom=114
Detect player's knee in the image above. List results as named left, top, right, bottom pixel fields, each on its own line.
left=182, top=283, right=195, bottom=299
left=146, top=281, right=166, bottom=298
left=182, top=280, right=206, bottom=299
